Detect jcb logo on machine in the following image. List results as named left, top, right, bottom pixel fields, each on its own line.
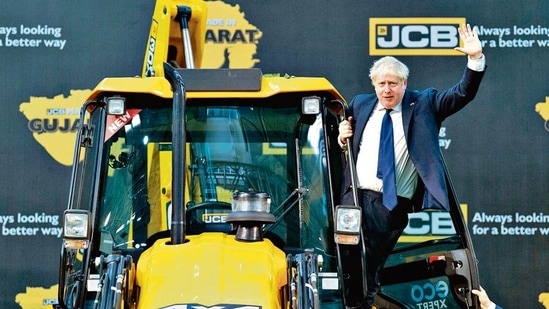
left=399, top=204, right=468, bottom=243
left=369, top=17, right=466, bottom=56
left=161, top=305, right=260, bottom=309
left=202, top=213, right=228, bottom=223
left=145, top=20, right=159, bottom=77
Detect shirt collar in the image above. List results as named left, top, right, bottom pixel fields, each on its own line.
left=376, top=101, right=403, bottom=112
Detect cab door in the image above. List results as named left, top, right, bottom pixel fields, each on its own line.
left=376, top=170, right=480, bottom=309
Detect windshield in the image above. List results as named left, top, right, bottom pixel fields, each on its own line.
left=96, top=102, right=334, bottom=256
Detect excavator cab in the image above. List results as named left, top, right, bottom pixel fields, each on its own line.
left=58, top=69, right=350, bottom=308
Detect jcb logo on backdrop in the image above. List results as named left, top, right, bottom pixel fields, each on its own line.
left=369, top=18, right=466, bottom=56
left=398, top=204, right=469, bottom=243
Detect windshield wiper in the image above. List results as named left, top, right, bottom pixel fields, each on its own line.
left=265, top=186, right=308, bottom=232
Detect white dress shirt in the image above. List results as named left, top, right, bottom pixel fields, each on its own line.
left=356, top=103, right=417, bottom=199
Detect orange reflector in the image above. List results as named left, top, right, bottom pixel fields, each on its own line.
left=334, top=234, right=359, bottom=245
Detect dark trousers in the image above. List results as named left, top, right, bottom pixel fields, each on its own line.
left=359, top=189, right=411, bottom=306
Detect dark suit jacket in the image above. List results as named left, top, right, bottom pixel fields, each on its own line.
left=341, top=66, right=486, bottom=211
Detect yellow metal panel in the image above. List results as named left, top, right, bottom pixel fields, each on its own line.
left=88, top=75, right=343, bottom=100
left=136, top=233, right=287, bottom=308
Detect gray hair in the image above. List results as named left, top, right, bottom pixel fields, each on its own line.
left=369, top=56, right=410, bottom=84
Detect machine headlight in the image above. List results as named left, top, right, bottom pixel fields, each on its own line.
left=302, top=96, right=321, bottom=115
left=63, top=210, right=91, bottom=249
left=106, top=96, right=126, bottom=115
left=334, top=205, right=362, bottom=245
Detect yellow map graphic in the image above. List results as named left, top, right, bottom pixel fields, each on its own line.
left=202, top=1, right=262, bottom=68
left=540, top=293, right=549, bottom=308
left=18, top=90, right=91, bottom=166
left=15, top=285, right=57, bottom=309
left=535, top=96, right=549, bottom=131
left=536, top=97, right=549, bottom=120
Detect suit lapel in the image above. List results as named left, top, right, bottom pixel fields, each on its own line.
left=352, top=96, right=376, bottom=157
left=401, top=90, right=417, bottom=140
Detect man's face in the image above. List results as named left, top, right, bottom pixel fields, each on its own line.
left=373, top=73, right=407, bottom=109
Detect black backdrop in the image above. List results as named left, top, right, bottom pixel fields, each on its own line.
left=1, top=1, right=548, bottom=308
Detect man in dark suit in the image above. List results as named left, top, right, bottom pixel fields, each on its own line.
left=337, top=24, right=486, bottom=307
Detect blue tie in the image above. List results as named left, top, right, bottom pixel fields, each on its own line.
left=377, top=109, right=398, bottom=210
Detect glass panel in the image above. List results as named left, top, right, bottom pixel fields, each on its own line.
left=95, top=102, right=333, bottom=257
left=379, top=208, right=473, bottom=308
